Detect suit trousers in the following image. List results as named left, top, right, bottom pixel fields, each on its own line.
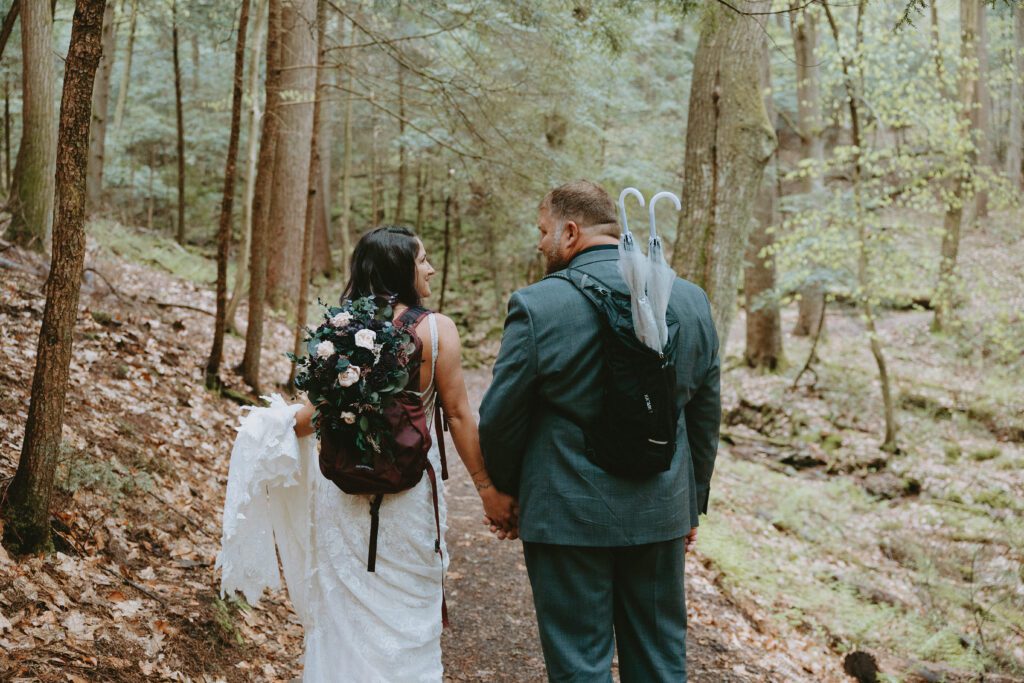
left=522, top=537, right=687, bottom=683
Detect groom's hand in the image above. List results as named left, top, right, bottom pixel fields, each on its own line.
left=684, top=526, right=698, bottom=552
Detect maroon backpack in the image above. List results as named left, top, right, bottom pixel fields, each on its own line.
left=317, top=306, right=448, bottom=580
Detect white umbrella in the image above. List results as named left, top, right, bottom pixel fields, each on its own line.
left=617, top=187, right=660, bottom=352
left=646, top=191, right=681, bottom=352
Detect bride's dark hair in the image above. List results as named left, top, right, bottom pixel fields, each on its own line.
left=341, top=225, right=422, bottom=307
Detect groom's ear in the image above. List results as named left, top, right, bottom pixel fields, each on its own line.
left=562, top=220, right=581, bottom=245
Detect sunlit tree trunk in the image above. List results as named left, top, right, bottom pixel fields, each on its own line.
left=2, top=0, right=106, bottom=556
left=172, top=0, right=186, bottom=242
left=241, top=0, right=282, bottom=393
left=7, top=0, right=56, bottom=250
left=337, top=28, right=354, bottom=283
left=791, top=5, right=826, bottom=337
left=86, top=1, right=116, bottom=214
left=112, top=0, right=136, bottom=130
left=311, top=59, right=334, bottom=278
left=226, top=0, right=268, bottom=333
left=289, top=0, right=326, bottom=389
left=670, top=0, right=776, bottom=345
left=206, top=0, right=251, bottom=389
left=265, top=0, right=317, bottom=311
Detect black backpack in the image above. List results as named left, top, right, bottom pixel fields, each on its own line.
left=544, top=267, right=680, bottom=478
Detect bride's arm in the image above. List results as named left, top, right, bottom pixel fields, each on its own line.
left=431, top=314, right=519, bottom=532
left=294, top=397, right=315, bottom=437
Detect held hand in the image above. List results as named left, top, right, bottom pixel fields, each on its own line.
left=684, top=526, right=698, bottom=553
left=479, top=485, right=519, bottom=531
left=483, top=516, right=519, bottom=541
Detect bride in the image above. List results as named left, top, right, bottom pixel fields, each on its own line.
left=218, top=225, right=518, bottom=682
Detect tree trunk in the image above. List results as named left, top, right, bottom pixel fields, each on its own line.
left=974, top=4, right=991, bottom=218
left=822, top=0, right=898, bottom=452
left=1, top=0, right=106, bottom=556
left=1005, top=5, right=1023, bottom=189
left=311, top=60, right=333, bottom=278
left=337, top=33, right=354, bottom=283
left=370, top=94, right=382, bottom=224
left=112, top=0, right=136, bottom=131
left=934, top=0, right=980, bottom=331
left=7, top=0, right=56, bottom=250
left=4, top=74, right=11, bottom=191
left=264, top=0, right=317, bottom=311
left=670, top=0, right=776, bottom=346
left=395, top=62, right=407, bottom=223
left=172, top=0, right=186, bottom=243
left=439, top=192, right=452, bottom=312
left=226, top=0, right=268, bottom=333
left=0, top=0, right=20, bottom=61
left=414, top=161, right=426, bottom=233
left=288, top=0, right=325, bottom=389
left=86, top=0, right=116, bottom=214
left=190, top=30, right=200, bottom=93
left=744, top=57, right=783, bottom=371
left=241, top=0, right=283, bottom=393
left=205, top=0, right=250, bottom=389
left=791, top=5, right=826, bottom=337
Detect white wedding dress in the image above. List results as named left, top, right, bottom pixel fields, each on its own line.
left=218, top=316, right=448, bottom=682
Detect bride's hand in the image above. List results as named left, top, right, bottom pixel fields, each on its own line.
left=478, top=484, right=518, bottom=531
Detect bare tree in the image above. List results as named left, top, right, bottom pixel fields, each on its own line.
left=206, top=0, right=252, bottom=389
left=0, top=0, right=20, bottom=61
left=670, top=0, right=776, bottom=344
left=1, top=0, right=107, bottom=556
left=7, top=0, right=56, bottom=250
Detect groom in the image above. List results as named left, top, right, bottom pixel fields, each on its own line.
left=478, top=180, right=721, bottom=682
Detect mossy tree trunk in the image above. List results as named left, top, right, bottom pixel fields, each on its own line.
left=7, top=0, right=56, bottom=250
left=1007, top=5, right=1023, bottom=189
left=2, top=0, right=106, bottom=556
left=744, top=56, right=784, bottom=371
left=206, top=0, right=251, bottom=389
left=241, top=0, right=283, bottom=393
left=670, top=0, right=776, bottom=346
left=264, top=0, right=317, bottom=311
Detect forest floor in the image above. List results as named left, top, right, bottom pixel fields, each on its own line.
left=1, top=208, right=1022, bottom=682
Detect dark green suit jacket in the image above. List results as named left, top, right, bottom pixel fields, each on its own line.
left=479, top=245, right=721, bottom=546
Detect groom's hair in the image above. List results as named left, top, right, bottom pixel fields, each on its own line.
left=540, top=180, right=619, bottom=237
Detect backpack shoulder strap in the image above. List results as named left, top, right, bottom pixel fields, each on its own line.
left=396, top=305, right=431, bottom=330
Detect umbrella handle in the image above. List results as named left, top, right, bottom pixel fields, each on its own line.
left=648, top=191, right=681, bottom=239
left=618, top=187, right=645, bottom=237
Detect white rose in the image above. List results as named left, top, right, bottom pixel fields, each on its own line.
left=316, top=340, right=335, bottom=359
left=341, top=411, right=356, bottom=424
left=354, top=329, right=377, bottom=350
left=330, top=311, right=353, bottom=328
left=338, top=365, right=361, bottom=387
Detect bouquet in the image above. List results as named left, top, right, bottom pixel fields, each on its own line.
left=288, top=296, right=419, bottom=460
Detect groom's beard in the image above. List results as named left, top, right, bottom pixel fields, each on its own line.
left=543, top=249, right=571, bottom=275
